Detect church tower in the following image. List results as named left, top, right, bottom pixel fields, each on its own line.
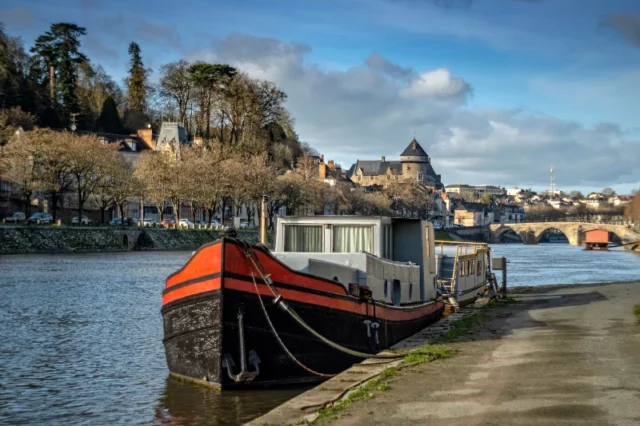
left=400, top=138, right=430, bottom=183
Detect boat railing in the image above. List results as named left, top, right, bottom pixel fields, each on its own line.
left=435, top=240, right=489, bottom=256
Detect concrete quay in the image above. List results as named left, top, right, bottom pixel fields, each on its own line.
left=250, top=281, right=640, bottom=425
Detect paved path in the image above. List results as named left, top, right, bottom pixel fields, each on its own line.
left=333, top=282, right=640, bottom=426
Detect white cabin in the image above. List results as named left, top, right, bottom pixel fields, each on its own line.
left=273, top=216, right=438, bottom=305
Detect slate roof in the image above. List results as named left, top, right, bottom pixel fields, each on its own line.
left=350, top=160, right=402, bottom=177
left=400, top=138, right=428, bottom=158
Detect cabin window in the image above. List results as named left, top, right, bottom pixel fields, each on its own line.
left=333, top=225, right=372, bottom=253
left=477, top=260, right=483, bottom=277
left=392, top=280, right=401, bottom=306
left=383, top=225, right=392, bottom=259
left=384, top=279, right=388, bottom=297
left=470, top=260, right=475, bottom=275
left=284, top=225, right=323, bottom=252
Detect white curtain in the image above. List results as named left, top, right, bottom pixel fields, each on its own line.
left=333, top=226, right=372, bottom=253
left=284, top=225, right=323, bottom=252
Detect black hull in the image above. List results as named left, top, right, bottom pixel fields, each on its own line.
left=163, top=288, right=444, bottom=389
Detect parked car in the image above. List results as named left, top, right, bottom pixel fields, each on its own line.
left=125, top=217, right=140, bottom=226
left=194, top=220, right=207, bottom=227
left=4, top=212, right=25, bottom=222
left=210, top=219, right=222, bottom=228
left=162, top=218, right=176, bottom=228
left=143, top=218, right=157, bottom=227
left=239, top=221, right=250, bottom=229
left=71, top=215, right=92, bottom=225
left=179, top=218, right=194, bottom=229
left=108, top=218, right=122, bottom=226
left=28, top=212, right=53, bottom=224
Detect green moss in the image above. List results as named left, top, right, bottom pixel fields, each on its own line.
left=634, top=304, right=640, bottom=322
left=433, top=313, right=485, bottom=343
left=434, top=231, right=454, bottom=241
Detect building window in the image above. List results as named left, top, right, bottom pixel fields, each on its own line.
left=333, top=225, right=372, bottom=253
left=284, top=225, right=323, bottom=252
left=418, top=173, right=423, bottom=181
left=407, top=166, right=411, bottom=171
left=370, top=176, right=374, bottom=180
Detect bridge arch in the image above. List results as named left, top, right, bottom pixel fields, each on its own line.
left=533, top=227, right=570, bottom=244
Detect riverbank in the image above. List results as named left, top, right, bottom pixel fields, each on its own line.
left=323, top=281, right=640, bottom=425
left=0, top=225, right=268, bottom=255
left=251, top=281, right=640, bottom=425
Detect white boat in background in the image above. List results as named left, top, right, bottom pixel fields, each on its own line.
left=435, top=241, right=493, bottom=309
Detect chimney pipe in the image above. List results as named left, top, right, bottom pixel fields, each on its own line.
left=381, top=156, right=386, bottom=162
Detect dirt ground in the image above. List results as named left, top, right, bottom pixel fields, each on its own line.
left=330, top=282, right=640, bottom=426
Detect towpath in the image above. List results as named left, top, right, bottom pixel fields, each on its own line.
left=330, top=282, right=640, bottom=426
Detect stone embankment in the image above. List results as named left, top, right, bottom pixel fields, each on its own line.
left=0, top=226, right=269, bottom=255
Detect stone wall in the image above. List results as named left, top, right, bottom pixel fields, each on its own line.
left=0, top=226, right=271, bottom=255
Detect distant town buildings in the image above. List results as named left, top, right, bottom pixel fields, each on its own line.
left=445, top=184, right=506, bottom=199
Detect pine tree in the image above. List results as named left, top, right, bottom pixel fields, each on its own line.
left=95, top=96, right=123, bottom=134
left=31, top=23, right=88, bottom=123
left=126, top=42, right=147, bottom=113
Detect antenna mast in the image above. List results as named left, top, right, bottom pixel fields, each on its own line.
left=550, top=167, right=555, bottom=200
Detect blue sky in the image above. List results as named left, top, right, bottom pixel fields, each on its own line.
left=3, top=0, right=640, bottom=193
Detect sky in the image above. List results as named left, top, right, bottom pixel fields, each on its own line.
left=3, top=0, right=640, bottom=194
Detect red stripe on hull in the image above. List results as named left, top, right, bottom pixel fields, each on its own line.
left=166, top=242, right=222, bottom=289
left=223, top=277, right=442, bottom=322
left=163, top=277, right=221, bottom=305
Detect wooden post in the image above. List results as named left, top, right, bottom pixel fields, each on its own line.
left=501, top=256, right=507, bottom=298
left=260, top=195, right=268, bottom=246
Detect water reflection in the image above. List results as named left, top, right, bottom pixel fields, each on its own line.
left=154, top=376, right=310, bottom=426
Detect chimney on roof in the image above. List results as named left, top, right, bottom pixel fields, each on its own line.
left=328, top=160, right=334, bottom=169
left=318, top=162, right=326, bottom=180
left=137, top=128, right=155, bottom=150
left=320, top=154, right=324, bottom=162
left=381, top=156, right=385, bottom=162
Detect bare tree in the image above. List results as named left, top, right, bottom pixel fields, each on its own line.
left=159, top=60, right=193, bottom=131
left=3, top=128, right=44, bottom=215
left=67, top=133, right=113, bottom=221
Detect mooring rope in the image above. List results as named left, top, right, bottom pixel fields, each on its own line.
left=250, top=272, right=337, bottom=378
left=240, top=242, right=405, bottom=362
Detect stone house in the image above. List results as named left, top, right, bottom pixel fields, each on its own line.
left=346, top=139, right=443, bottom=190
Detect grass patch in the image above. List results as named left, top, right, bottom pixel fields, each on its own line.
left=433, top=313, right=485, bottom=343
left=435, top=231, right=454, bottom=241
left=634, top=304, right=640, bottom=323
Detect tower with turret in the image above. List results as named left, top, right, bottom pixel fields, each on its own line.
left=400, top=138, right=430, bottom=184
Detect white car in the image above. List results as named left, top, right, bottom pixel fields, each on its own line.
left=179, top=219, right=194, bottom=229
left=72, top=215, right=91, bottom=225
left=143, top=219, right=157, bottom=227
left=210, top=219, right=222, bottom=228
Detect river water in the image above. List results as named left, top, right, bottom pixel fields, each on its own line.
left=1, top=245, right=639, bottom=425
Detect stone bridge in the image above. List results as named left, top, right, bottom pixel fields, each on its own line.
left=488, top=222, right=640, bottom=246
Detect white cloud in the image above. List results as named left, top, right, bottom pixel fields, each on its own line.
left=401, top=68, right=472, bottom=100
left=200, top=34, right=640, bottom=191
